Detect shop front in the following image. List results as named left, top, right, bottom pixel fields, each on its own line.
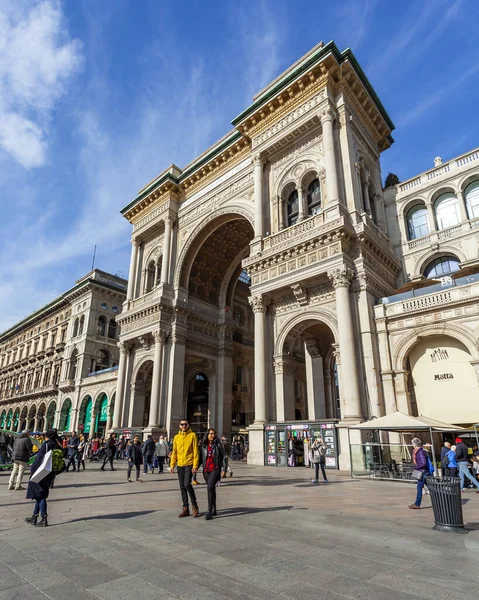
left=265, top=421, right=338, bottom=469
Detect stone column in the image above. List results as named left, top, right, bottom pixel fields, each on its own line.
left=89, top=409, right=97, bottom=438
left=248, top=295, right=268, bottom=423
left=321, top=108, right=339, bottom=204
left=274, top=356, right=296, bottom=422
left=253, top=155, right=264, bottom=239
left=426, top=202, right=436, bottom=232
left=126, top=239, right=139, bottom=300
left=297, top=186, right=306, bottom=221
left=394, top=370, right=411, bottom=414
left=105, top=406, right=113, bottom=433
left=16, top=418, right=22, bottom=432
left=148, top=330, right=166, bottom=427
left=361, top=178, right=371, bottom=215
left=217, top=328, right=233, bottom=436
left=112, top=342, right=129, bottom=429
left=456, top=190, right=469, bottom=222
left=166, top=329, right=187, bottom=438
left=327, top=267, right=362, bottom=419
left=161, top=216, right=172, bottom=285
left=304, top=337, right=326, bottom=420
left=277, top=195, right=285, bottom=230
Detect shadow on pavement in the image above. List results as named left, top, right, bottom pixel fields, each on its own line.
left=213, top=505, right=296, bottom=518
left=49, top=510, right=161, bottom=525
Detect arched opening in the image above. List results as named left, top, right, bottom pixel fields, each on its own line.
left=78, top=395, right=93, bottom=434
left=465, top=180, right=479, bottom=220
left=108, top=319, right=116, bottom=339
left=0, top=410, right=6, bottom=429
left=69, top=349, right=78, bottom=379
left=132, top=361, right=153, bottom=428
left=59, top=398, right=72, bottom=431
left=434, top=193, right=461, bottom=230
left=37, top=402, right=47, bottom=432
left=145, top=261, right=156, bottom=292
left=45, top=401, right=56, bottom=430
left=307, top=178, right=321, bottom=216
left=13, top=408, right=20, bottom=431
left=406, top=204, right=429, bottom=240
left=73, top=318, right=79, bottom=338
left=97, top=316, right=106, bottom=337
left=6, top=408, right=13, bottom=430
left=423, top=255, right=460, bottom=279
left=27, top=404, right=37, bottom=431
left=19, top=405, right=28, bottom=431
left=78, top=315, right=85, bottom=336
left=406, top=334, right=478, bottom=424
left=287, top=189, right=299, bottom=226
left=94, top=393, right=109, bottom=437
left=187, top=373, right=209, bottom=436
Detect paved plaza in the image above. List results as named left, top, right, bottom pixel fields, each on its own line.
left=1, top=463, right=479, bottom=600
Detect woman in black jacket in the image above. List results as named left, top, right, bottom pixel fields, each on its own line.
left=201, top=429, right=225, bottom=520
left=25, top=430, right=58, bottom=527
left=127, top=436, right=143, bottom=483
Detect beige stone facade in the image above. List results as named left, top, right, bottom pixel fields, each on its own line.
left=0, top=270, right=126, bottom=436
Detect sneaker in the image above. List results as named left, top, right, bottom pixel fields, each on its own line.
left=311, top=479, right=316, bottom=484
left=323, top=480, right=329, bottom=483
left=136, top=479, right=144, bottom=483
left=192, top=480, right=199, bottom=485
left=8, top=486, right=14, bottom=491
left=127, top=478, right=132, bottom=482
left=15, top=486, right=25, bottom=490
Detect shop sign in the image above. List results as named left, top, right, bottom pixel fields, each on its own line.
left=320, top=423, right=334, bottom=429
left=434, top=373, right=454, bottom=381
left=326, top=456, right=336, bottom=467
left=286, top=424, right=309, bottom=430
left=267, top=455, right=276, bottom=465
left=265, top=425, right=276, bottom=430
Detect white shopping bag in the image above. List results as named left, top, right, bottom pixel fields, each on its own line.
left=30, top=450, right=53, bottom=483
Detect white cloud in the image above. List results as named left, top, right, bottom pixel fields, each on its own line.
left=0, top=0, right=82, bottom=168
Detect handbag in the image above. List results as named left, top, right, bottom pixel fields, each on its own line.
left=411, top=469, right=424, bottom=481
left=30, top=449, right=53, bottom=483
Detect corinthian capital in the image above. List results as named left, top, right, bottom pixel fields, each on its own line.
left=327, top=267, right=354, bottom=289
left=248, top=295, right=269, bottom=313
left=253, top=153, right=265, bottom=167
left=320, top=106, right=336, bottom=124
left=153, top=330, right=167, bottom=344
left=117, top=341, right=130, bottom=355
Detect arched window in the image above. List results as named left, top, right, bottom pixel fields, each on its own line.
left=287, top=190, right=299, bottom=226
left=465, top=181, right=479, bottom=220
left=156, top=260, right=162, bottom=285
left=78, top=315, right=85, bottom=336
left=307, top=178, right=321, bottom=216
left=406, top=205, right=429, bottom=240
left=69, top=350, right=78, bottom=380
left=72, top=318, right=79, bottom=338
left=434, top=193, right=460, bottom=230
left=97, top=316, right=106, bottom=337
left=146, top=261, right=155, bottom=292
left=424, top=255, right=460, bottom=279
left=108, top=319, right=116, bottom=339
left=96, top=349, right=110, bottom=370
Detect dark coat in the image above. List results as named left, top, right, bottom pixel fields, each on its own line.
left=13, top=434, right=33, bottom=462
left=67, top=435, right=80, bottom=457
left=201, top=437, right=225, bottom=471
left=128, top=443, right=143, bottom=465
left=26, top=439, right=57, bottom=500
left=142, top=438, right=156, bottom=456
left=455, top=442, right=469, bottom=463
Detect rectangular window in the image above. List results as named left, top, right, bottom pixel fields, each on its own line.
left=235, top=365, right=243, bottom=385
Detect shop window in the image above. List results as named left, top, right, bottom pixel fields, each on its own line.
left=406, top=205, right=429, bottom=240
left=307, top=178, right=321, bottom=216
left=287, top=190, right=299, bottom=226
left=108, top=319, right=116, bottom=339
left=97, top=316, right=106, bottom=336
left=465, top=181, right=479, bottom=220
left=424, top=256, right=460, bottom=279
left=434, top=193, right=460, bottom=230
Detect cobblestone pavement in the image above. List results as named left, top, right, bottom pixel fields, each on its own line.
left=1, top=462, right=479, bottom=600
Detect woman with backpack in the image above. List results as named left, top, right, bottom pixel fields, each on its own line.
left=25, top=429, right=59, bottom=527
left=408, top=437, right=431, bottom=510
left=310, top=437, right=328, bottom=484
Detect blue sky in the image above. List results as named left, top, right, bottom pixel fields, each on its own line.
left=1, top=0, right=478, bottom=332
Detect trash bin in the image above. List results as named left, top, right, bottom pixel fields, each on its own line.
left=426, top=476, right=466, bottom=534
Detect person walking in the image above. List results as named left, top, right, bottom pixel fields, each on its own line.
left=310, top=437, right=328, bottom=484
left=65, top=432, right=80, bottom=472
left=455, top=437, right=479, bottom=493
left=8, top=431, right=33, bottom=490
left=25, top=430, right=59, bottom=527
left=100, top=433, right=117, bottom=471
left=142, top=434, right=156, bottom=474
left=155, top=435, right=168, bottom=474
left=77, top=434, right=88, bottom=471
left=441, top=441, right=451, bottom=476
left=447, top=445, right=458, bottom=477
left=408, top=438, right=430, bottom=509
left=202, top=428, right=225, bottom=520
left=127, top=436, right=143, bottom=483
left=169, top=419, right=200, bottom=518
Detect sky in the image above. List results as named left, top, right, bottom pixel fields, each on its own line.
left=1, top=0, right=478, bottom=332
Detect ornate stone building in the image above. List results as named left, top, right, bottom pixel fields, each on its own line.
left=0, top=270, right=126, bottom=437
left=115, top=41, right=400, bottom=468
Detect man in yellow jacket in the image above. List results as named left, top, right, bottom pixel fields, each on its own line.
left=170, top=419, right=200, bottom=517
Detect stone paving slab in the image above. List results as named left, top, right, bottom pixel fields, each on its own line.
left=1, top=462, right=479, bottom=600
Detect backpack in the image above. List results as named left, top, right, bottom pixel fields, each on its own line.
left=52, top=449, right=66, bottom=474
left=442, top=452, right=449, bottom=468
left=426, top=455, right=435, bottom=475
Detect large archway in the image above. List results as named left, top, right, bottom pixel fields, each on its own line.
left=45, top=401, right=56, bottom=431
left=406, top=334, right=479, bottom=424
left=131, top=361, right=153, bottom=427
left=187, top=373, right=209, bottom=436
left=78, top=395, right=93, bottom=434
left=59, top=398, right=72, bottom=431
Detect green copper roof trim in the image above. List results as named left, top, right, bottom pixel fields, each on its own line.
left=232, top=41, right=394, bottom=132
left=120, top=130, right=243, bottom=215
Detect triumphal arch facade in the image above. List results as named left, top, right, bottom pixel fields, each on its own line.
left=115, top=41, right=399, bottom=467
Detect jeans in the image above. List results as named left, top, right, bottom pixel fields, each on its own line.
left=177, top=465, right=197, bottom=507
left=314, top=461, right=328, bottom=482
left=127, top=462, right=141, bottom=481
left=449, top=467, right=458, bottom=477
left=102, top=450, right=115, bottom=470
left=157, top=456, right=165, bottom=472
left=33, top=498, right=47, bottom=517
left=414, top=473, right=428, bottom=507
left=458, top=461, right=479, bottom=490
left=9, top=460, right=27, bottom=488
left=66, top=453, right=78, bottom=471
left=204, top=468, right=221, bottom=514
left=143, top=454, right=154, bottom=473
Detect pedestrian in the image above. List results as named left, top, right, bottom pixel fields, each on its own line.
left=25, top=429, right=59, bottom=527
left=472, top=444, right=479, bottom=477
left=169, top=419, right=200, bottom=518
left=142, top=434, right=156, bottom=474
left=192, top=438, right=202, bottom=485
left=100, top=433, right=117, bottom=471
left=155, top=435, right=168, bottom=474
left=447, top=445, right=458, bottom=477
left=65, top=431, right=80, bottom=472
left=8, top=431, right=33, bottom=490
left=310, top=437, right=328, bottom=484
left=455, top=437, right=479, bottom=493
left=220, top=436, right=230, bottom=478
left=441, top=441, right=451, bottom=476
left=61, top=436, right=68, bottom=458
left=77, top=434, right=88, bottom=471
left=0, top=432, right=8, bottom=465
left=127, top=436, right=143, bottom=483
left=408, top=438, right=430, bottom=509
left=202, top=428, right=225, bottom=520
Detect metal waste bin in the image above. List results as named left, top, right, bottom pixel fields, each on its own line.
left=426, top=476, right=466, bottom=534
